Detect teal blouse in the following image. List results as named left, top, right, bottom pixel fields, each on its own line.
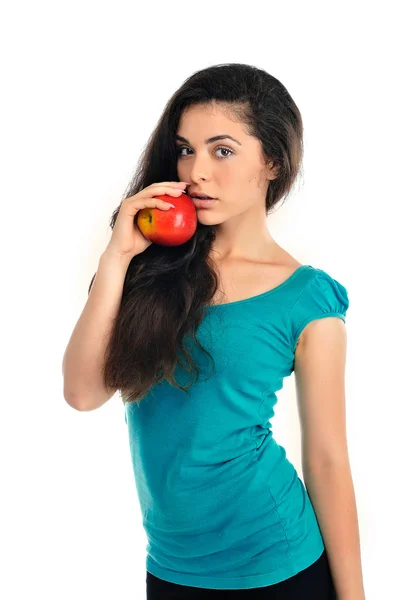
left=124, top=264, right=349, bottom=590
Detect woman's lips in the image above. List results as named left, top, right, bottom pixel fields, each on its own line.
left=191, top=197, right=217, bottom=208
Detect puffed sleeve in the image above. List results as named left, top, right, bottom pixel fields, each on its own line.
left=289, top=268, right=349, bottom=352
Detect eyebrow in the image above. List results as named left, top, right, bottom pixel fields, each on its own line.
left=175, top=134, right=242, bottom=146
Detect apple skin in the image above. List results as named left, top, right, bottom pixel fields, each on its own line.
left=136, top=191, right=198, bottom=246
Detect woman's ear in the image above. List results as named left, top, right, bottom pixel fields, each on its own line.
left=268, top=160, right=280, bottom=180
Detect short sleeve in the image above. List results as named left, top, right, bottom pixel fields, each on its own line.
left=289, top=269, right=349, bottom=352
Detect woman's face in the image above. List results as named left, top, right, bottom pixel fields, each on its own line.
left=175, top=102, right=278, bottom=225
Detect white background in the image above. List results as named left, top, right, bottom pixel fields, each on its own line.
left=1, top=1, right=397, bottom=598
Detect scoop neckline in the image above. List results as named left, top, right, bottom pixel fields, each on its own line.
left=205, top=264, right=313, bottom=308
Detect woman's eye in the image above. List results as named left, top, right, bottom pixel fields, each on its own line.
left=176, top=145, right=233, bottom=159
left=216, top=147, right=233, bottom=158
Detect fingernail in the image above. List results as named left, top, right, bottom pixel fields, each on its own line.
left=168, top=203, right=175, bottom=208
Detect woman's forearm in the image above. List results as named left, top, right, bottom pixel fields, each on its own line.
left=303, top=458, right=365, bottom=600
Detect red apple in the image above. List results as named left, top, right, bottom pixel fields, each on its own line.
left=136, top=191, right=198, bottom=246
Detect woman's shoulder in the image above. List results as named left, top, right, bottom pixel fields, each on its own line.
left=287, top=263, right=350, bottom=350
left=269, top=249, right=347, bottom=296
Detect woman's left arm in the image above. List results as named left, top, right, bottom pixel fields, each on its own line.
left=294, top=317, right=365, bottom=600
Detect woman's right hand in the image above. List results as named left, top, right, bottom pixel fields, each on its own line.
left=104, top=181, right=188, bottom=259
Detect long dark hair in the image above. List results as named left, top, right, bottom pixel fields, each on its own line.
left=88, top=63, right=304, bottom=404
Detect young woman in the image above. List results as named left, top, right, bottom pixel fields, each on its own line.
left=63, top=63, right=365, bottom=599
